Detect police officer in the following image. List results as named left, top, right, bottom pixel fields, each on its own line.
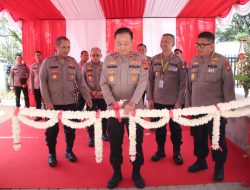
left=83, top=47, right=108, bottom=147
left=185, top=31, right=235, bottom=181
left=40, top=36, right=92, bottom=167
left=76, top=50, right=89, bottom=111
left=10, top=53, right=30, bottom=108
left=79, top=50, right=89, bottom=70
left=30, top=51, right=43, bottom=121
left=148, top=34, right=186, bottom=165
left=137, top=43, right=151, bottom=106
left=100, top=27, right=148, bottom=189
left=174, top=48, right=188, bottom=75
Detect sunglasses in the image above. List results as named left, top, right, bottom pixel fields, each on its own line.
left=195, top=43, right=213, bottom=49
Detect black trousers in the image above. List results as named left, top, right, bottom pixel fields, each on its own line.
left=190, top=116, right=228, bottom=164
left=76, top=94, right=86, bottom=111
left=153, top=103, right=183, bottom=154
left=34, top=89, right=42, bottom=109
left=14, top=86, right=30, bottom=108
left=108, top=117, right=144, bottom=169
left=45, top=104, right=77, bottom=154
left=87, top=99, right=107, bottom=136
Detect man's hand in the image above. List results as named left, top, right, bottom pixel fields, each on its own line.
left=45, top=102, right=54, bottom=110
left=174, top=102, right=181, bottom=109
left=86, top=99, right=93, bottom=108
left=124, top=101, right=136, bottom=115
left=97, top=91, right=103, bottom=97
left=10, top=86, right=14, bottom=92
left=91, top=91, right=98, bottom=98
left=148, top=100, right=154, bottom=110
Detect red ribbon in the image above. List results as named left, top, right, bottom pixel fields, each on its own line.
left=96, top=109, right=101, bottom=119
left=57, top=110, right=63, bottom=120
left=212, top=145, right=223, bottom=152
left=131, top=109, right=136, bottom=117
left=112, top=102, right=122, bottom=123
left=14, top=108, right=19, bottom=116
left=169, top=109, right=173, bottom=119
left=215, top=104, right=221, bottom=111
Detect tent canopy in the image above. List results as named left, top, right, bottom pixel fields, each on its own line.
left=0, top=0, right=248, bottom=20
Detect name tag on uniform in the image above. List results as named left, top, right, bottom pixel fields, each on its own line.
left=168, top=66, right=178, bottom=72
left=159, top=80, right=164, bottom=88
left=208, top=68, right=215, bottom=73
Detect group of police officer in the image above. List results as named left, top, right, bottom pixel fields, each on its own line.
left=9, top=27, right=235, bottom=189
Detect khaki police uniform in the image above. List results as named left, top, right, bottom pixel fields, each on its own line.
left=148, top=52, right=186, bottom=155
left=83, top=61, right=108, bottom=140
left=142, top=56, right=152, bottom=105
left=76, top=60, right=87, bottom=111
left=40, top=55, right=91, bottom=154
left=100, top=52, right=148, bottom=169
left=185, top=52, right=235, bottom=165
left=30, top=62, right=42, bottom=109
left=10, top=63, right=30, bottom=108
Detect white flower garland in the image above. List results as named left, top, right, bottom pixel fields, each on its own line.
left=18, top=108, right=58, bottom=129
left=0, top=97, right=250, bottom=163
left=61, top=110, right=96, bottom=129
left=94, top=117, right=103, bottom=163
left=129, top=116, right=137, bottom=162
left=11, top=115, right=21, bottom=151
left=212, top=112, right=221, bottom=150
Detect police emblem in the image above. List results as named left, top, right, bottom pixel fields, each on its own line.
left=109, top=75, right=114, bottom=82
left=131, top=76, right=138, bottom=82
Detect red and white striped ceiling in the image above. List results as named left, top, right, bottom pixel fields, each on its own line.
left=0, top=0, right=249, bottom=21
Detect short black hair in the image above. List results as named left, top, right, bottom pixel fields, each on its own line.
left=174, top=48, right=182, bottom=54
left=35, top=50, right=42, bottom=54
left=114, top=27, right=133, bottom=40
left=56, top=36, right=69, bottom=46
left=15, top=53, right=22, bottom=59
left=137, top=43, right=147, bottom=49
left=198, top=31, right=215, bottom=43
left=81, top=50, right=88, bottom=55
left=162, top=33, right=175, bottom=43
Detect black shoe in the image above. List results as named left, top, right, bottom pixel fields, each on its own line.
left=34, top=116, right=42, bottom=121
left=213, top=164, right=224, bottom=181
left=65, top=151, right=77, bottom=162
left=173, top=153, right=184, bottom=165
left=107, top=172, right=122, bottom=189
left=48, top=153, right=57, bottom=167
left=132, top=171, right=145, bottom=188
left=88, top=137, right=95, bottom=147
left=188, top=160, right=208, bottom=172
left=151, top=151, right=166, bottom=161
left=102, top=133, right=109, bottom=141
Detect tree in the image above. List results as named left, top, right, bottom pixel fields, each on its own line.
left=216, top=13, right=250, bottom=43
left=0, top=17, right=22, bottom=64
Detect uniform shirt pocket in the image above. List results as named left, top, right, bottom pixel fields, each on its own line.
left=128, top=68, right=140, bottom=84
left=167, top=65, right=179, bottom=78
left=204, top=68, right=219, bottom=83
left=153, top=66, right=161, bottom=79
left=190, top=69, right=199, bottom=82
left=67, top=68, right=76, bottom=81
left=107, top=68, right=117, bottom=85
left=49, top=68, right=60, bottom=81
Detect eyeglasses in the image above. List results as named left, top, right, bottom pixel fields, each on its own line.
left=195, top=43, right=213, bottom=49
left=92, top=54, right=100, bottom=57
